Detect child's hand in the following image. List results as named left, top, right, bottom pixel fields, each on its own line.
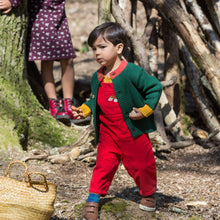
left=129, top=107, right=144, bottom=120
left=72, top=106, right=85, bottom=119
left=0, top=0, right=13, bottom=14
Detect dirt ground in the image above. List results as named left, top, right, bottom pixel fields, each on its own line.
left=0, top=0, right=220, bottom=220
left=1, top=139, right=220, bottom=220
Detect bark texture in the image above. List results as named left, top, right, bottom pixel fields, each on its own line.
left=162, top=20, right=181, bottom=115
left=98, top=0, right=112, bottom=24
left=178, top=37, right=220, bottom=141
left=151, top=0, right=220, bottom=107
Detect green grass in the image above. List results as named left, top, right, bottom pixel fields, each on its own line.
left=101, top=199, right=132, bottom=219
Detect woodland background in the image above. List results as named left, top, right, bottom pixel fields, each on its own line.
left=0, top=0, right=220, bottom=219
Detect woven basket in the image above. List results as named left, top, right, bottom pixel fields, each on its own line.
left=0, top=161, right=57, bottom=220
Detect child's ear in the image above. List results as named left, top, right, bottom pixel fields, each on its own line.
left=116, top=43, right=124, bottom=55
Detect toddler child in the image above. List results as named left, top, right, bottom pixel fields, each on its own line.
left=73, top=21, right=163, bottom=220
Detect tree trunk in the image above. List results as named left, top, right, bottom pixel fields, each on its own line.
left=119, top=0, right=137, bottom=29
left=178, top=37, right=220, bottom=141
left=145, top=7, right=159, bottom=76
left=112, top=0, right=152, bottom=73
left=98, top=0, right=112, bottom=24
left=202, top=0, right=220, bottom=36
left=119, top=0, right=132, bottom=24
left=184, top=0, right=220, bottom=57
left=149, top=0, right=220, bottom=107
left=0, top=4, right=78, bottom=151
left=162, top=19, right=181, bottom=116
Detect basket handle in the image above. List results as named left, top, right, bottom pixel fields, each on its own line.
left=27, top=172, right=48, bottom=191
left=6, top=161, right=28, bottom=179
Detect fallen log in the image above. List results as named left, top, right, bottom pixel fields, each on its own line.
left=170, top=140, right=195, bottom=149
left=189, top=126, right=208, bottom=139
left=77, top=151, right=97, bottom=161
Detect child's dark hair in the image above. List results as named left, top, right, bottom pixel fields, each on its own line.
left=88, top=22, right=128, bottom=48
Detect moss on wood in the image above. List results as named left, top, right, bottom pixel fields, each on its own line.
left=0, top=3, right=78, bottom=151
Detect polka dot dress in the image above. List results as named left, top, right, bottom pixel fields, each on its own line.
left=10, top=0, right=76, bottom=61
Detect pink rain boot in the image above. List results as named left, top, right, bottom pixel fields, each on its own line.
left=63, top=98, right=91, bottom=125
left=48, top=99, right=70, bottom=123
left=63, top=98, right=75, bottom=120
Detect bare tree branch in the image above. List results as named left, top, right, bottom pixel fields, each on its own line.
left=148, top=0, right=220, bottom=106
left=178, top=37, right=220, bottom=141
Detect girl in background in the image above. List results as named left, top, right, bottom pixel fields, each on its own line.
left=0, top=0, right=76, bottom=123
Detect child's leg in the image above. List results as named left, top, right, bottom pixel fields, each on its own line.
left=41, top=60, right=69, bottom=121
left=121, top=134, right=156, bottom=211
left=121, top=134, right=157, bottom=197
left=60, top=58, right=75, bottom=99
left=60, top=58, right=76, bottom=119
left=89, top=130, right=121, bottom=196
left=83, top=131, right=121, bottom=220
left=41, top=60, right=56, bottom=99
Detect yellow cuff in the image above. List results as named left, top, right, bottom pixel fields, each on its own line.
left=80, top=104, right=92, bottom=118
left=139, top=104, right=154, bottom=117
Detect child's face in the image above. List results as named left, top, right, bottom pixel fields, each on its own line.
left=91, top=36, right=123, bottom=71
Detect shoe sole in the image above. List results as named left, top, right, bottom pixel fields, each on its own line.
left=55, top=114, right=70, bottom=120
left=55, top=115, right=70, bottom=125
left=70, top=116, right=91, bottom=125
left=139, top=204, right=156, bottom=212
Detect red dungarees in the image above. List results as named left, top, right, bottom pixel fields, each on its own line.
left=89, top=80, right=157, bottom=197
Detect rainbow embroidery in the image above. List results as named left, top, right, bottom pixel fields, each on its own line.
left=108, top=95, right=118, bottom=102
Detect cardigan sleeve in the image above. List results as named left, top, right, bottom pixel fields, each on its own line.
left=9, top=0, right=23, bottom=8
left=132, top=67, right=162, bottom=110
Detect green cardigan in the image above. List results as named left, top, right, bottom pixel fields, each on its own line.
left=85, top=62, right=163, bottom=144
